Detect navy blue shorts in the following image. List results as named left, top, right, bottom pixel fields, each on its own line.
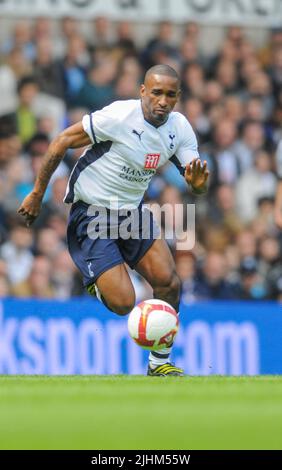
left=67, top=201, right=160, bottom=287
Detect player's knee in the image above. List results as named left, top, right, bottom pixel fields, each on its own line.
left=169, top=272, right=181, bottom=299
left=111, top=302, right=135, bottom=316
left=108, top=292, right=136, bottom=316
left=158, top=271, right=180, bottom=294
left=154, top=271, right=181, bottom=304
left=172, top=272, right=181, bottom=291
left=113, top=304, right=134, bottom=316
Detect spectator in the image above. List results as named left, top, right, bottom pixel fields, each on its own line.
left=33, top=17, right=53, bottom=43
left=74, top=59, right=116, bottom=111
left=251, top=197, right=276, bottom=240
left=194, top=251, right=240, bottom=300
left=16, top=133, right=69, bottom=207
left=11, top=255, right=54, bottom=298
left=180, top=37, right=201, bottom=65
left=239, top=257, right=267, bottom=300
left=244, top=97, right=265, bottom=122
left=236, top=230, right=257, bottom=260
left=245, top=72, right=274, bottom=119
left=266, top=262, right=282, bottom=301
left=58, top=35, right=89, bottom=106
left=0, top=222, right=33, bottom=285
left=90, top=16, right=113, bottom=49
left=51, top=249, right=78, bottom=299
left=114, top=74, right=139, bottom=100
left=115, top=21, right=137, bottom=56
left=0, top=275, right=10, bottom=297
left=182, top=97, right=210, bottom=144
left=16, top=76, right=39, bottom=144
left=234, top=120, right=266, bottom=172
left=1, top=20, right=35, bottom=61
left=0, top=260, right=11, bottom=297
left=175, top=252, right=197, bottom=303
left=216, top=59, right=239, bottom=93
left=35, top=227, right=66, bottom=260
left=257, top=235, right=281, bottom=278
left=208, top=183, right=243, bottom=237
left=182, top=62, right=205, bottom=100
left=236, top=150, right=277, bottom=222
left=56, top=16, right=81, bottom=58
left=211, top=119, right=239, bottom=185
left=222, top=95, right=244, bottom=126
left=0, top=126, right=25, bottom=212
left=16, top=75, right=66, bottom=140
left=258, top=27, right=282, bottom=68
left=0, top=47, right=32, bottom=115
left=141, top=21, right=176, bottom=69
left=33, top=38, right=65, bottom=99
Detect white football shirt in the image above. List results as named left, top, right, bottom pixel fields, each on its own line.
left=64, top=99, right=200, bottom=209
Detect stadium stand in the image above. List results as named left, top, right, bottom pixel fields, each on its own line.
left=0, top=18, right=281, bottom=302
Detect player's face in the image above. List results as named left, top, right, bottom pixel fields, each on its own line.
left=140, top=74, right=180, bottom=127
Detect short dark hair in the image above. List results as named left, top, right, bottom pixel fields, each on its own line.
left=17, top=76, right=39, bottom=94
left=27, top=132, right=50, bottom=147
left=144, top=64, right=179, bottom=83
left=26, top=132, right=50, bottom=156
left=0, top=112, right=18, bottom=138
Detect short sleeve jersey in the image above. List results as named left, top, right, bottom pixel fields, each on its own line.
left=64, top=99, right=200, bottom=209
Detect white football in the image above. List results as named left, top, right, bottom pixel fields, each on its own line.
left=128, top=299, right=179, bottom=350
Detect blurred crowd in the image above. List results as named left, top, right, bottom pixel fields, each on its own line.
left=0, top=17, right=281, bottom=302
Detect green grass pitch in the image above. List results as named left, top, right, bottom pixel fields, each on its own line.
left=0, top=376, right=281, bottom=450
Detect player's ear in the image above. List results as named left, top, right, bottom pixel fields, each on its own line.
left=140, top=83, right=145, bottom=97
left=176, top=88, right=181, bottom=101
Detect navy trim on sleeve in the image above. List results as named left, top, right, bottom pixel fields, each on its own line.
left=88, top=113, right=98, bottom=145
left=169, top=154, right=185, bottom=176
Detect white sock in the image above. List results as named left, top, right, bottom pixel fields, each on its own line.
left=148, top=311, right=179, bottom=369
left=149, top=345, right=173, bottom=368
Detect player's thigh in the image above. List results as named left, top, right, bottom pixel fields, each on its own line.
left=135, top=238, right=177, bottom=287
left=96, top=263, right=136, bottom=311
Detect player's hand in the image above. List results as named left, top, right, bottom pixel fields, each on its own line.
left=185, top=158, right=209, bottom=194
left=274, top=207, right=282, bottom=229
left=17, top=191, right=42, bottom=227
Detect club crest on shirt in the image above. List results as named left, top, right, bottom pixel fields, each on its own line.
left=169, top=133, right=176, bottom=149
left=144, top=153, right=160, bottom=169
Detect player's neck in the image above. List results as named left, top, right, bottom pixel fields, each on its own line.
left=140, top=102, right=168, bottom=128
left=145, top=116, right=169, bottom=128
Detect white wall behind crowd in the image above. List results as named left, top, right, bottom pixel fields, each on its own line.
left=0, top=0, right=282, bottom=26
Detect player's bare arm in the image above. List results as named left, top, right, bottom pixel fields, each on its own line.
left=185, top=158, right=209, bottom=194
left=18, top=122, right=91, bottom=226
